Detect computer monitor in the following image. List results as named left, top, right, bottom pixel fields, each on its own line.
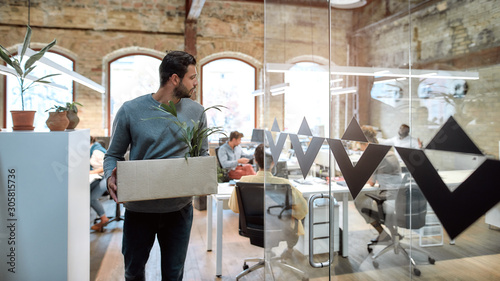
left=251, top=129, right=264, bottom=143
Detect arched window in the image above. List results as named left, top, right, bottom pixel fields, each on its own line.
left=108, top=54, right=162, bottom=132
left=284, top=62, right=330, bottom=137
left=201, top=58, right=256, bottom=142
left=5, top=51, right=74, bottom=129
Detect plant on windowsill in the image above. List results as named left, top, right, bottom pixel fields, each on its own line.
left=45, top=104, right=69, bottom=131
left=0, top=25, right=59, bottom=130
left=65, top=101, right=83, bottom=129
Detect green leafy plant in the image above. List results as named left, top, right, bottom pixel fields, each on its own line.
left=0, top=25, right=59, bottom=110
left=152, top=101, right=226, bottom=159
left=65, top=101, right=83, bottom=113
left=45, top=104, right=68, bottom=112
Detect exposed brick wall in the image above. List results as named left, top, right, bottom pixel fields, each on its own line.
left=352, top=0, right=500, bottom=158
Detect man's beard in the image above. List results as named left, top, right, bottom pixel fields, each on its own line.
left=173, top=83, right=194, bottom=99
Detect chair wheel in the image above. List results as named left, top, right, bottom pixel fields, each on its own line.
left=428, top=257, right=435, bottom=264
left=367, top=245, right=373, bottom=253
left=413, top=267, right=421, bottom=276
left=372, top=260, right=379, bottom=269
left=243, top=263, right=249, bottom=270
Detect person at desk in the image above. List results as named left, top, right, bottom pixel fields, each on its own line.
left=218, top=131, right=256, bottom=180
left=228, top=144, right=308, bottom=257
left=104, top=51, right=205, bottom=281
left=380, top=124, right=422, bottom=149
left=90, top=136, right=109, bottom=231
left=354, top=125, right=403, bottom=245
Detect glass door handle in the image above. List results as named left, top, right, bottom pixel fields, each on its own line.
left=308, top=193, right=335, bottom=268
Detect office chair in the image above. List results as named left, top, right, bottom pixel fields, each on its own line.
left=235, top=182, right=309, bottom=281
left=215, top=146, right=230, bottom=182
left=361, top=181, right=435, bottom=276
left=218, top=137, right=229, bottom=146
left=272, top=160, right=289, bottom=179
left=266, top=181, right=292, bottom=219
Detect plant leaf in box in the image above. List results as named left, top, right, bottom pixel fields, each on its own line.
left=148, top=102, right=227, bottom=158
left=160, top=101, right=177, bottom=117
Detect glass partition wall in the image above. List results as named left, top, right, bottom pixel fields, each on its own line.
left=260, top=0, right=500, bottom=280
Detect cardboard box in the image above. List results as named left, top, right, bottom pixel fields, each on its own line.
left=117, top=156, right=218, bottom=202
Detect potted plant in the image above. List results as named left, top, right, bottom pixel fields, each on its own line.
left=115, top=102, right=227, bottom=203
left=156, top=101, right=227, bottom=210
left=45, top=104, right=69, bottom=131
left=0, top=25, right=59, bottom=130
left=65, top=101, right=83, bottom=129
left=155, top=101, right=227, bottom=158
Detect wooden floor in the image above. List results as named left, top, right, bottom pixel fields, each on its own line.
left=90, top=199, right=500, bottom=281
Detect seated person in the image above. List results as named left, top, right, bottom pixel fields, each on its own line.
left=354, top=126, right=403, bottom=245
left=90, top=136, right=109, bottom=231
left=380, top=124, right=422, bottom=149
left=218, top=131, right=256, bottom=180
left=228, top=144, right=308, bottom=257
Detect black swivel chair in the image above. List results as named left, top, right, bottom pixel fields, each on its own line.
left=235, top=182, right=309, bottom=281
left=215, top=146, right=230, bottom=182
left=361, top=181, right=435, bottom=276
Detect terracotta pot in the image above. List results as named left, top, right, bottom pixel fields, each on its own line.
left=46, top=112, right=69, bottom=131
left=11, top=110, right=36, bottom=131
left=66, top=110, right=80, bottom=129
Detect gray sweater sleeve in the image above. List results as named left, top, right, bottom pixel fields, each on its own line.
left=103, top=103, right=131, bottom=181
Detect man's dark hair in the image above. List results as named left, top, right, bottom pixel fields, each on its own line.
left=159, top=50, right=196, bottom=87
left=229, top=131, right=244, bottom=141
left=254, top=144, right=265, bottom=170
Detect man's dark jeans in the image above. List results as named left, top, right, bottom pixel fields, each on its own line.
left=122, top=203, right=193, bottom=281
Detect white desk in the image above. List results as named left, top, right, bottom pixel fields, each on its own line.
left=206, top=181, right=375, bottom=277
left=206, top=170, right=471, bottom=277
left=206, top=183, right=233, bottom=277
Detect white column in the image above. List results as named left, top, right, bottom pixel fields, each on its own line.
left=0, top=130, right=90, bottom=281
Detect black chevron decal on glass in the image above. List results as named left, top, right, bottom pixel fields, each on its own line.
left=297, top=117, right=313, bottom=136
left=328, top=139, right=391, bottom=199
left=342, top=117, right=368, bottom=142
left=396, top=147, right=500, bottom=239
left=265, top=130, right=288, bottom=164
left=271, top=117, right=281, bottom=132
left=425, top=116, right=483, bottom=155
left=289, top=134, right=324, bottom=179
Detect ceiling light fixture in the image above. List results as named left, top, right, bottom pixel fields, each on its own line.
left=331, top=86, right=357, bottom=95
left=270, top=82, right=290, bottom=96
left=21, top=47, right=105, bottom=93
left=251, top=89, right=264, bottom=96
left=0, top=64, right=68, bottom=91
left=330, top=0, right=367, bottom=9
left=267, top=63, right=479, bottom=80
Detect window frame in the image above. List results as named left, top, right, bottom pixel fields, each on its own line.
left=200, top=57, right=258, bottom=142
